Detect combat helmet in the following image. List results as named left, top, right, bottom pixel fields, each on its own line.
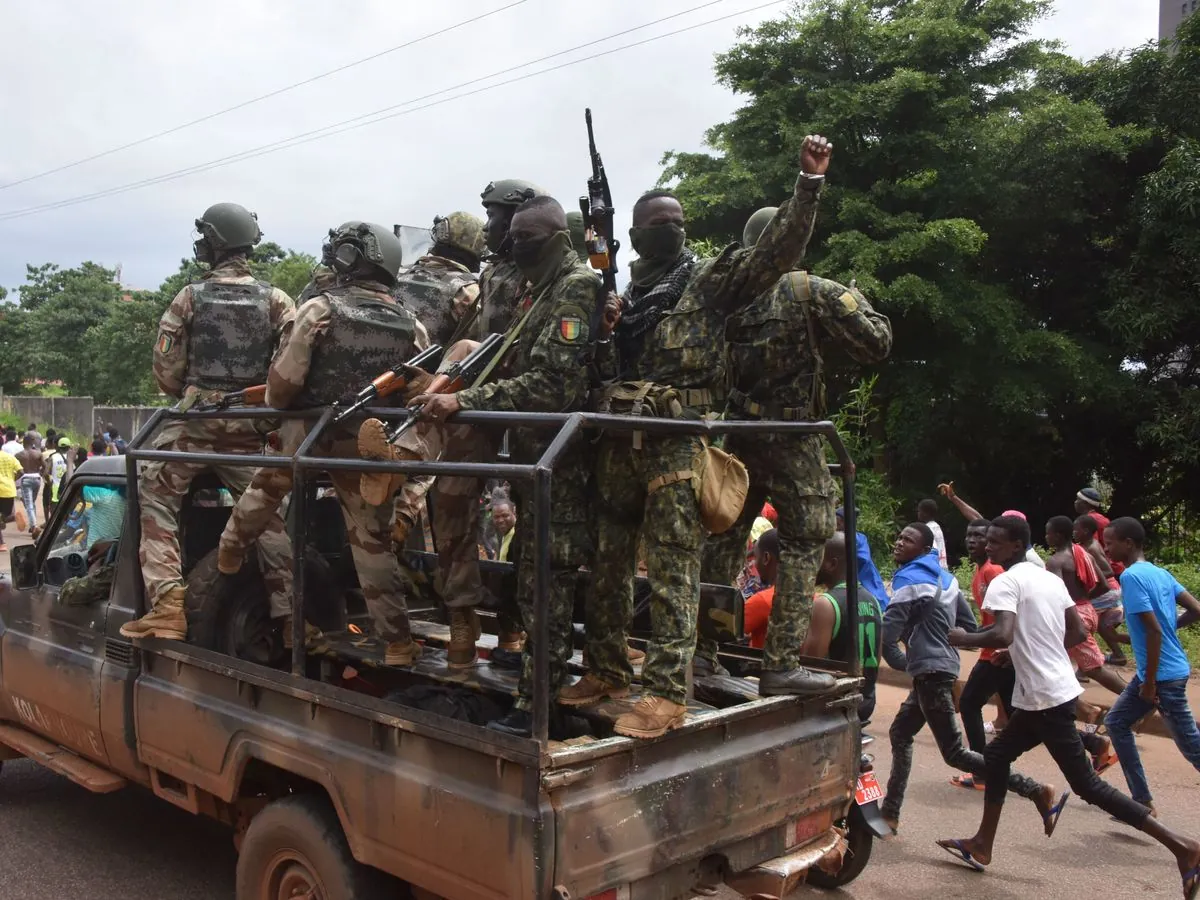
left=194, top=202, right=262, bottom=263
left=480, top=179, right=550, bottom=208
left=328, top=221, right=405, bottom=287
left=431, top=211, right=486, bottom=261
left=742, top=206, right=779, bottom=248
left=565, top=210, right=589, bottom=261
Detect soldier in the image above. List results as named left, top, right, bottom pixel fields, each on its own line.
left=393, top=211, right=485, bottom=346
left=121, top=203, right=295, bottom=641
left=566, top=210, right=590, bottom=262
left=700, top=209, right=893, bottom=690
left=360, top=179, right=550, bottom=670
left=228, top=221, right=429, bottom=665
left=565, top=136, right=836, bottom=739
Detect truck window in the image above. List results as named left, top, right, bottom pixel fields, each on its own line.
left=43, top=484, right=127, bottom=588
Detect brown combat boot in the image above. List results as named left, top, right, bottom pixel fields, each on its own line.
left=119, top=586, right=187, bottom=640
left=358, top=418, right=415, bottom=506
left=582, top=643, right=646, bottom=668
left=384, top=639, right=422, bottom=667
left=217, top=540, right=244, bottom=576
left=280, top=616, right=322, bottom=651
left=447, top=608, right=482, bottom=669
left=613, top=695, right=687, bottom=739
left=497, top=630, right=525, bottom=652
left=558, top=673, right=630, bottom=708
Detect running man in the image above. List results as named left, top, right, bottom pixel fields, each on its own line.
left=1075, top=513, right=1127, bottom=666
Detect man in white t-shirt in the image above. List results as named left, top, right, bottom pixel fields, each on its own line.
left=935, top=515, right=1200, bottom=892
left=917, top=498, right=947, bottom=568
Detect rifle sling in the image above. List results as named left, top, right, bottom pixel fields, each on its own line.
left=471, top=282, right=554, bottom=388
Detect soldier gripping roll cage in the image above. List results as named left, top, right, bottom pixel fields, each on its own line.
left=126, top=133, right=894, bottom=741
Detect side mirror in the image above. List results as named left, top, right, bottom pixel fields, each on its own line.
left=11, top=545, right=39, bottom=590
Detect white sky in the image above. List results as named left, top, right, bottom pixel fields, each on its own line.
left=0, top=0, right=1158, bottom=294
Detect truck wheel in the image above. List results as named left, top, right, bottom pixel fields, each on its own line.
left=236, top=794, right=388, bottom=900
left=805, top=804, right=873, bottom=889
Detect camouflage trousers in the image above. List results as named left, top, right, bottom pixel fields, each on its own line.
left=139, top=419, right=291, bottom=615
left=699, top=432, right=836, bottom=671
left=510, top=432, right=593, bottom=711
left=222, top=421, right=412, bottom=641
left=586, top=432, right=706, bottom=705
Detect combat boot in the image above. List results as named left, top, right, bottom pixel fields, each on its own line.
left=217, top=540, right=244, bottom=576
left=759, top=667, right=837, bottom=696
left=119, top=586, right=187, bottom=641
left=558, top=673, right=630, bottom=708
left=447, top=607, right=482, bottom=669
left=613, top=695, right=687, bottom=739
left=497, top=629, right=525, bottom=652
left=358, top=418, right=415, bottom=506
left=384, top=638, right=422, bottom=667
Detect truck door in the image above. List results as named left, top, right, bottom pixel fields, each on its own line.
left=1, top=479, right=125, bottom=764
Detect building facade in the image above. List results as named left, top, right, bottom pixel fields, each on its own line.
left=1162, top=0, right=1198, bottom=41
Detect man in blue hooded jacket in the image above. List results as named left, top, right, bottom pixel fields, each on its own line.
left=837, top=505, right=889, bottom=609
left=880, top=522, right=1059, bottom=831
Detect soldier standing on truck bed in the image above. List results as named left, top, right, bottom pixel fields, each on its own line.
left=221, top=222, right=430, bottom=666
left=392, top=211, right=485, bottom=347
left=697, top=209, right=893, bottom=686
left=121, top=203, right=295, bottom=642
left=564, top=137, right=837, bottom=739
left=359, top=179, right=548, bottom=671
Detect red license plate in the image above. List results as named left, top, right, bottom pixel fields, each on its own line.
left=854, top=771, right=883, bottom=805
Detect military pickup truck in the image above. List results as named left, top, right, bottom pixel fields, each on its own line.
left=0, top=405, right=879, bottom=900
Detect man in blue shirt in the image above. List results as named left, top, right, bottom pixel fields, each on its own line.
left=837, top=506, right=889, bottom=609
left=1103, top=516, right=1200, bottom=815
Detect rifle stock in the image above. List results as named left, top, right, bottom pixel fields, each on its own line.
left=332, top=343, right=444, bottom=425
left=389, top=332, right=505, bottom=440
left=193, top=383, right=267, bottom=412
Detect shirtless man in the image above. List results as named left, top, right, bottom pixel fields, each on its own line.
left=1075, top=514, right=1127, bottom=666
left=14, top=434, right=44, bottom=534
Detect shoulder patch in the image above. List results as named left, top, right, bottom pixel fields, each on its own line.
left=156, top=332, right=174, bottom=354
left=559, top=315, right=582, bottom=342
left=838, top=291, right=859, bottom=313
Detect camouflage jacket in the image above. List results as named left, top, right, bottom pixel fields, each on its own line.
left=469, top=256, right=529, bottom=339
left=266, top=280, right=430, bottom=410
left=297, top=264, right=337, bottom=304
left=153, top=258, right=295, bottom=399
left=392, top=254, right=480, bottom=345
left=602, top=249, right=697, bottom=381
left=638, top=172, right=824, bottom=414
left=457, top=248, right=599, bottom=415
left=726, top=272, right=892, bottom=419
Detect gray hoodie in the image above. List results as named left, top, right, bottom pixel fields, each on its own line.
left=883, top=550, right=977, bottom=678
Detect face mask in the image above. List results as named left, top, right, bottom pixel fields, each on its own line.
left=193, top=238, right=214, bottom=266
left=628, top=223, right=686, bottom=287
left=485, top=210, right=513, bottom=253
left=511, top=230, right=572, bottom=288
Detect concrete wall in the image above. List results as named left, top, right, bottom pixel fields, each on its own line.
left=1162, top=0, right=1197, bottom=40
left=0, top=394, right=160, bottom=442
left=95, top=406, right=161, bottom=442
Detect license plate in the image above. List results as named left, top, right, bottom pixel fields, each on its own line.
left=854, top=771, right=883, bottom=805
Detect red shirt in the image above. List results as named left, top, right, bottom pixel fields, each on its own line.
left=972, top=562, right=1005, bottom=660
left=1087, top=511, right=1126, bottom=577
left=745, top=586, right=774, bottom=649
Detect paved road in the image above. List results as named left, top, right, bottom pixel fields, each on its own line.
left=1, top=679, right=1197, bottom=899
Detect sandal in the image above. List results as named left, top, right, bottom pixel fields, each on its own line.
left=935, top=839, right=986, bottom=872
left=950, top=774, right=986, bottom=791
left=1042, top=791, right=1070, bottom=838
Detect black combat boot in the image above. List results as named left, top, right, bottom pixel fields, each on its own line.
left=759, top=667, right=837, bottom=696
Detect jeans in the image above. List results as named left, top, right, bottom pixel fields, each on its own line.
left=1105, top=676, right=1200, bottom=804
left=958, top=657, right=1016, bottom=754
left=986, top=699, right=1149, bottom=827
left=17, top=474, right=40, bottom=530
left=883, top=674, right=1042, bottom=820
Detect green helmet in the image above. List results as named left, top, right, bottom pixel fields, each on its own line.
left=565, top=210, right=589, bottom=261
left=431, top=211, right=486, bottom=260
left=480, top=179, right=549, bottom=208
left=329, top=221, right=405, bottom=286
left=195, top=202, right=262, bottom=252
left=742, top=206, right=779, bottom=247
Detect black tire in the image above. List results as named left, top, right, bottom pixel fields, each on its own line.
left=236, top=794, right=390, bottom=900
left=805, top=803, right=874, bottom=889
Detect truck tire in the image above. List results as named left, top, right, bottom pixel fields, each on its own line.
left=236, top=794, right=389, bottom=900
left=805, top=803, right=873, bottom=889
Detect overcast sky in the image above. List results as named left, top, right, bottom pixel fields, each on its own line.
left=0, top=0, right=1158, bottom=295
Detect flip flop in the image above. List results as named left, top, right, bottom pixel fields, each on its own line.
left=1042, top=791, right=1070, bottom=837
left=950, top=774, right=986, bottom=791
left=1184, top=863, right=1200, bottom=900
left=1093, top=748, right=1119, bottom=775
left=935, top=839, right=986, bottom=872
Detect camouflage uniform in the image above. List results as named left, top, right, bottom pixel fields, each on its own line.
left=392, top=254, right=479, bottom=346
left=138, top=258, right=295, bottom=616
left=455, top=235, right=599, bottom=710
left=585, top=172, right=825, bottom=705
left=252, top=280, right=429, bottom=642
left=701, top=273, right=892, bottom=671
left=297, top=264, right=337, bottom=304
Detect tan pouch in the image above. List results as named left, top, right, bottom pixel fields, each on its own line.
left=695, top=442, right=749, bottom=534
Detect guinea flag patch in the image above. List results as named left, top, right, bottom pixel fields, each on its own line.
left=559, top=316, right=582, bottom=341
left=157, top=331, right=174, bottom=353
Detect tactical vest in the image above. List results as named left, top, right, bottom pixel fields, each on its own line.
left=641, top=292, right=727, bottom=416
left=298, top=290, right=417, bottom=407
left=393, top=262, right=476, bottom=345
left=725, top=271, right=825, bottom=420
left=186, top=281, right=274, bottom=392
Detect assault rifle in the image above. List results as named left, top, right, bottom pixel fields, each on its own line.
left=579, top=108, right=619, bottom=295
left=193, top=384, right=267, bottom=412
left=332, top=344, right=444, bottom=425
left=388, top=332, right=506, bottom=440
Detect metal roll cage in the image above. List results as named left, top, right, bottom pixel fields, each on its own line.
left=126, top=405, right=860, bottom=746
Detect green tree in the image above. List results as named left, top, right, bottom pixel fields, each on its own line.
left=84, top=294, right=165, bottom=404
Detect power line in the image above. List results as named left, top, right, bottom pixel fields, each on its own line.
left=0, top=0, right=786, bottom=223
left=0, top=0, right=530, bottom=192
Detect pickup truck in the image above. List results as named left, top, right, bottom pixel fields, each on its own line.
left=0, top=406, right=876, bottom=900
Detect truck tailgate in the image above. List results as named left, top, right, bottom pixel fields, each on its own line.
left=548, top=692, right=857, bottom=898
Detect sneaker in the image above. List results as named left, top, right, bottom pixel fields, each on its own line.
left=498, top=630, right=525, bottom=652
left=558, top=673, right=630, bottom=708
left=384, top=639, right=422, bottom=667
left=120, top=586, right=187, bottom=640
left=613, top=695, right=687, bottom=739
left=217, top=541, right=244, bottom=576
left=357, top=418, right=413, bottom=506
left=447, top=608, right=481, bottom=669
left=759, top=667, right=837, bottom=696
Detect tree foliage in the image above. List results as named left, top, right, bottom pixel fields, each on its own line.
left=661, top=0, right=1200, bottom=529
